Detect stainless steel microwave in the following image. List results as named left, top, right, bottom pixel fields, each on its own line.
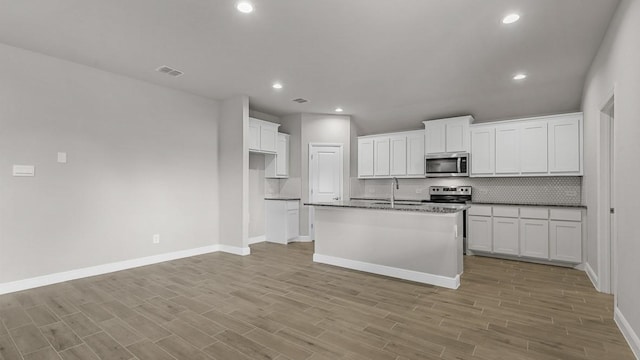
left=425, top=152, right=469, bottom=177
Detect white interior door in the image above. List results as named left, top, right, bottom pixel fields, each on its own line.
left=309, top=144, right=343, bottom=239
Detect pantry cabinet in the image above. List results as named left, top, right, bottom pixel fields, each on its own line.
left=469, top=113, right=582, bottom=177
left=357, top=130, right=424, bottom=178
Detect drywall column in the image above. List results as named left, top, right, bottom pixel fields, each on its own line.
left=218, top=95, right=250, bottom=254
left=582, top=0, right=640, bottom=356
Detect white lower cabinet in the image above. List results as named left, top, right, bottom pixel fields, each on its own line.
left=265, top=200, right=299, bottom=244
left=467, top=205, right=583, bottom=265
left=519, top=219, right=549, bottom=259
left=550, top=221, right=582, bottom=263
left=493, top=217, right=519, bottom=255
left=468, top=216, right=492, bottom=252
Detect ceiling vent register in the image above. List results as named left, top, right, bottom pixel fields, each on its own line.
left=156, top=65, right=184, bottom=77
left=292, top=98, right=308, bottom=103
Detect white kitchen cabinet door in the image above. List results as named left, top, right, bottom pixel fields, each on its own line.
left=374, top=138, right=390, bottom=176
left=445, top=120, right=469, bottom=152
left=495, top=124, right=520, bottom=174
left=260, top=123, right=278, bottom=153
left=549, top=220, right=582, bottom=263
left=548, top=117, right=581, bottom=174
left=286, top=208, right=299, bottom=241
left=248, top=119, right=261, bottom=151
left=493, top=217, right=519, bottom=255
left=425, top=120, right=446, bottom=154
left=519, top=219, right=549, bottom=259
left=389, top=136, right=407, bottom=176
left=468, top=216, right=492, bottom=252
left=358, top=138, right=374, bottom=177
left=470, top=127, right=495, bottom=176
left=406, top=131, right=425, bottom=176
left=276, top=134, right=289, bottom=177
left=520, top=121, right=548, bottom=174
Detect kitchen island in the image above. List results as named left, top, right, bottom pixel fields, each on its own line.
left=305, top=200, right=468, bottom=289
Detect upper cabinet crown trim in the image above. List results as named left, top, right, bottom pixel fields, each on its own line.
left=422, top=115, right=475, bottom=126
left=469, top=112, right=581, bottom=128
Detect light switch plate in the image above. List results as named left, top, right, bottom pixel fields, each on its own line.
left=13, top=165, right=35, bottom=177
left=57, top=152, right=67, bottom=163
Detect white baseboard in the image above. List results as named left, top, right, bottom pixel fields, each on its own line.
left=313, top=253, right=460, bottom=289
left=290, top=235, right=312, bottom=243
left=0, top=245, right=220, bottom=295
left=585, top=262, right=599, bottom=291
left=248, top=235, right=266, bottom=245
left=615, top=307, right=640, bottom=359
left=218, top=245, right=251, bottom=256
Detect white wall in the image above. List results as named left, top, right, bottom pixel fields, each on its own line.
left=218, top=95, right=249, bottom=251
left=0, top=43, right=221, bottom=283
left=582, top=0, right=640, bottom=355
left=300, top=114, right=351, bottom=236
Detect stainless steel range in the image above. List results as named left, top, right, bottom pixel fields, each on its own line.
left=429, top=186, right=472, bottom=204
left=429, top=186, right=472, bottom=253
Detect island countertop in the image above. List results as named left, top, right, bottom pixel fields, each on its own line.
left=304, top=200, right=469, bottom=214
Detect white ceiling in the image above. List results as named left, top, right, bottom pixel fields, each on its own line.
left=0, top=0, right=619, bottom=134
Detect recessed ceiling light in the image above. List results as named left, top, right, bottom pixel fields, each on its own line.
left=502, top=13, right=520, bottom=24
left=335, top=107, right=344, bottom=113
left=513, top=73, right=527, bottom=80
left=272, top=82, right=283, bottom=89
left=236, top=1, right=253, bottom=13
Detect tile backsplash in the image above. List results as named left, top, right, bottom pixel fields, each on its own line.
left=351, top=177, right=582, bottom=206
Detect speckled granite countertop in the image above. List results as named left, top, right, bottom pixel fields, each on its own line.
left=304, top=200, right=468, bottom=214
left=468, top=202, right=587, bottom=209
left=264, top=197, right=301, bottom=201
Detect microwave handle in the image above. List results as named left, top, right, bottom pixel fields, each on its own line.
left=457, top=158, right=461, bottom=173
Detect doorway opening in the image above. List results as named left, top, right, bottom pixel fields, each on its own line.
left=599, top=92, right=616, bottom=297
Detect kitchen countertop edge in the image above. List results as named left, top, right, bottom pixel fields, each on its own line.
left=304, top=201, right=468, bottom=214
left=468, top=202, right=587, bottom=209
left=264, top=197, right=301, bottom=201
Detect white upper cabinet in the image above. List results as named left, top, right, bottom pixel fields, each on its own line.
left=374, top=138, right=390, bottom=176
left=469, top=113, right=582, bottom=177
left=389, top=136, right=407, bottom=176
left=495, top=123, right=520, bottom=174
left=357, top=130, right=424, bottom=179
left=406, top=131, right=425, bottom=176
left=470, top=127, right=495, bottom=176
left=548, top=115, right=582, bottom=174
left=249, top=118, right=280, bottom=154
left=357, top=138, right=374, bottom=177
left=248, top=121, right=261, bottom=150
left=424, top=121, right=446, bottom=154
left=423, top=116, right=473, bottom=154
left=520, top=121, right=548, bottom=174
left=265, top=133, right=289, bottom=178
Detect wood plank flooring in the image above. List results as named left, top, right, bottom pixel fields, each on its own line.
left=0, top=242, right=634, bottom=360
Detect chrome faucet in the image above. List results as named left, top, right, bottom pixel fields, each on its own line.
left=391, top=177, right=399, bottom=207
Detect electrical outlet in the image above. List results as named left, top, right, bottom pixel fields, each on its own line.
left=565, top=191, right=578, bottom=197
left=479, top=189, right=489, bottom=195
left=153, top=234, right=160, bottom=244
left=415, top=188, right=423, bottom=194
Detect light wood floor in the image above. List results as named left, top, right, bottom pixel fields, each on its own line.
left=0, top=242, right=634, bottom=360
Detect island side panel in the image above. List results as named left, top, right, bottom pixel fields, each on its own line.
left=313, top=207, right=462, bottom=288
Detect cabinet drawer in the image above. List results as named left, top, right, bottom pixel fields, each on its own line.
left=468, top=206, right=492, bottom=216
left=550, top=209, right=581, bottom=221
left=520, top=207, right=549, bottom=219
left=493, top=206, right=519, bottom=218
left=286, top=201, right=299, bottom=210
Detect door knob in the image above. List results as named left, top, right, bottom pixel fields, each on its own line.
left=333, top=197, right=340, bottom=200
